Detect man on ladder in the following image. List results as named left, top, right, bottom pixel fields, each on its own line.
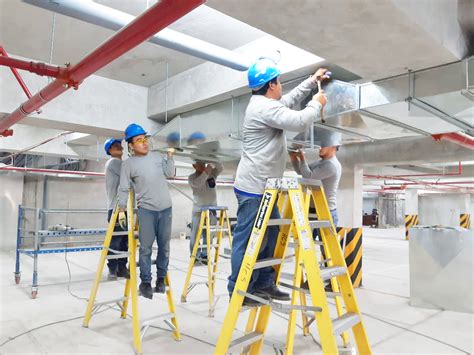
left=228, top=57, right=330, bottom=305
left=103, top=137, right=130, bottom=280
left=118, top=123, right=176, bottom=299
left=188, top=160, right=224, bottom=265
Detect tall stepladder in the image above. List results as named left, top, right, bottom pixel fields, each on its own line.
left=181, top=205, right=233, bottom=317
left=214, top=178, right=371, bottom=355
left=82, top=190, right=180, bottom=355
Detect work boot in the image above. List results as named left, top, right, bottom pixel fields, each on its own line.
left=154, top=277, right=166, bottom=293
left=259, top=283, right=290, bottom=301
left=116, top=266, right=130, bottom=279
left=139, top=282, right=153, bottom=299
left=242, top=291, right=271, bottom=307
left=107, top=269, right=117, bottom=281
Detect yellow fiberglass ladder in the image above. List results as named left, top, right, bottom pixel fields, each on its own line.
left=214, top=177, right=371, bottom=355
left=82, top=191, right=180, bottom=355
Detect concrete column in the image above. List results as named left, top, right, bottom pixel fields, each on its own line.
left=405, top=189, right=419, bottom=215
left=0, top=173, right=24, bottom=251
left=337, top=165, right=363, bottom=227
left=419, top=193, right=471, bottom=227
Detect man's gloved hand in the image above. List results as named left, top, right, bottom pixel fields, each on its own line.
left=118, top=210, right=127, bottom=230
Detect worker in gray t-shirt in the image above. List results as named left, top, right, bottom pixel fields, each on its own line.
left=290, top=127, right=342, bottom=226
left=188, top=161, right=224, bottom=263
left=229, top=58, right=330, bottom=306
left=104, top=138, right=129, bottom=280
left=118, top=123, right=175, bottom=300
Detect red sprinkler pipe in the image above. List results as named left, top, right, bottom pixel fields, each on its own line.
left=432, top=132, right=474, bottom=150
left=0, top=46, right=41, bottom=136
left=0, top=0, right=204, bottom=133
left=0, top=55, right=67, bottom=79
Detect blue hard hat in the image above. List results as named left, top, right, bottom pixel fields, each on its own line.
left=166, top=131, right=181, bottom=143
left=247, top=58, right=281, bottom=89
left=124, top=123, right=147, bottom=142
left=104, top=138, right=122, bottom=155
left=188, top=131, right=206, bottom=142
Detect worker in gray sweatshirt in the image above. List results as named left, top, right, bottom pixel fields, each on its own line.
left=289, top=127, right=342, bottom=226
left=228, top=58, right=330, bottom=306
left=118, top=123, right=175, bottom=300
left=188, top=161, right=224, bottom=263
left=103, top=138, right=129, bottom=280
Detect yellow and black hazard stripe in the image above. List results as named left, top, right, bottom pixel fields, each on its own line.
left=460, top=214, right=471, bottom=229
left=405, top=214, right=419, bottom=240
left=337, top=227, right=362, bottom=288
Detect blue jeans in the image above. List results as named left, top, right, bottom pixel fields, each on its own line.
left=189, top=210, right=216, bottom=259
left=227, top=193, right=280, bottom=295
left=107, top=209, right=128, bottom=271
left=137, top=207, right=172, bottom=283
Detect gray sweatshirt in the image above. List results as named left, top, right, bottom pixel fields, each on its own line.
left=105, top=158, right=121, bottom=211
left=118, top=151, right=175, bottom=211
left=188, top=162, right=224, bottom=212
left=292, top=156, right=341, bottom=211
left=234, top=78, right=321, bottom=195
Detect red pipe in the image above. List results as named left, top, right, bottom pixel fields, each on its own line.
left=0, top=0, right=204, bottom=133
left=0, top=47, right=41, bottom=136
left=0, top=55, right=67, bottom=79
left=432, top=132, right=474, bottom=150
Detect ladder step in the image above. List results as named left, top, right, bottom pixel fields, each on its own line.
left=141, top=312, right=174, bottom=325
left=203, top=227, right=229, bottom=232
left=309, top=220, right=331, bottom=228
left=254, top=254, right=294, bottom=270
left=197, top=244, right=219, bottom=249
left=112, top=231, right=138, bottom=236
left=320, top=266, right=347, bottom=281
left=228, top=331, right=264, bottom=351
left=332, top=313, right=361, bottom=335
left=267, top=218, right=292, bottom=226
left=298, top=178, right=322, bottom=187
left=106, top=252, right=129, bottom=260
left=94, top=296, right=127, bottom=306
left=287, top=240, right=323, bottom=249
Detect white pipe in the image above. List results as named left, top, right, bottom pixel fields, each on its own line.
left=23, top=0, right=251, bottom=71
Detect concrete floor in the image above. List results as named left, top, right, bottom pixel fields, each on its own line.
left=0, top=227, right=472, bottom=354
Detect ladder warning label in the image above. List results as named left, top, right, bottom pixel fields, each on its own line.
left=255, top=192, right=272, bottom=230
left=300, top=229, right=311, bottom=250
left=246, top=231, right=260, bottom=257
left=291, top=193, right=306, bottom=227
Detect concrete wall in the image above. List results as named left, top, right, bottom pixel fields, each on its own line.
left=0, top=173, right=24, bottom=251
left=419, top=193, right=470, bottom=227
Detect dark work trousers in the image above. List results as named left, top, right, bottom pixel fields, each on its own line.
left=107, top=209, right=129, bottom=272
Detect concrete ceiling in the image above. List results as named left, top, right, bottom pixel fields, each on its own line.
left=0, top=1, right=265, bottom=87
left=207, top=0, right=467, bottom=80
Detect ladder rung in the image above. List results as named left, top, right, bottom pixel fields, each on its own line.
left=141, top=312, right=174, bottom=325
left=320, top=266, right=347, bottom=281
left=298, top=178, right=322, bottom=187
left=287, top=240, right=323, bottom=249
left=332, top=313, right=360, bottom=335
left=197, top=244, right=219, bottom=249
left=228, top=331, right=264, bottom=351
left=267, top=218, right=292, bottom=226
left=203, top=227, right=229, bottom=232
left=309, top=220, right=331, bottom=228
left=326, top=291, right=342, bottom=298
left=106, top=252, right=129, bottom=260
left=94, top=296, right=127, bottom=306
left=112, top=231, right=138, bottom=236
left=254, top=254, right=294, bottom=270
